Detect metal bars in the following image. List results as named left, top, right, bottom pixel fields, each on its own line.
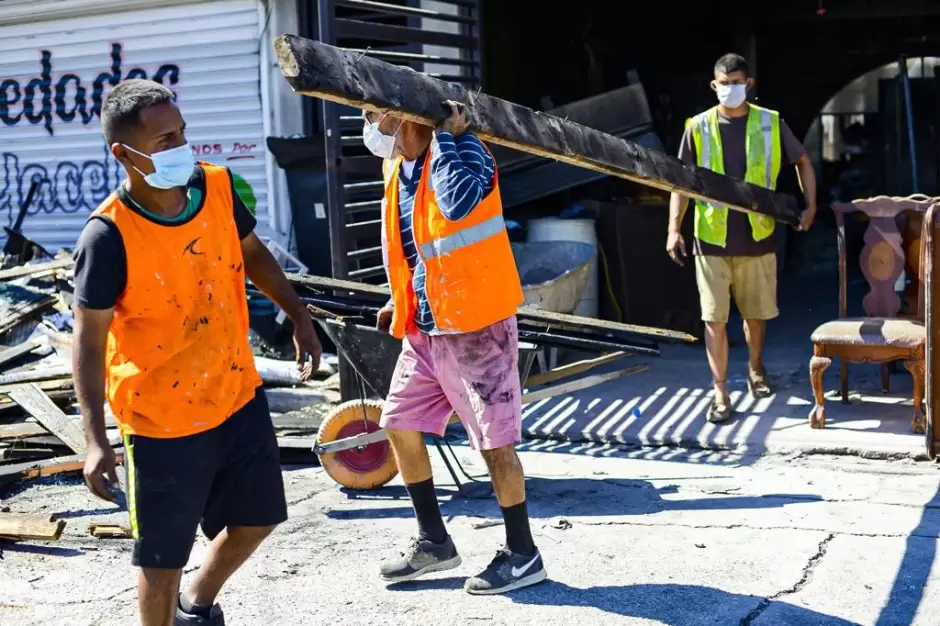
left=314, top=0, right=483, bottom=399
left=317, top=0, right=483, bottom=285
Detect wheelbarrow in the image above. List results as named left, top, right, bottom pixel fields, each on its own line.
left=512, top=241, right=596, bottom=315
left=312, top=316, right=540, bottom=498
left=310, top=240, right=607, bottom=497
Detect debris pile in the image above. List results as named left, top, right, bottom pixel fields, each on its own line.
left=0, top=254, right=341, bottom=542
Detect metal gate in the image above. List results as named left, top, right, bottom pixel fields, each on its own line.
left=302, top=0, right=483, bottom=397
left=311, top=0, right=483, bottom=284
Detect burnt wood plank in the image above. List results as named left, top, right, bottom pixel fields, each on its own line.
left=7, top=384, right=87, bottom=454
left=0, top=365, right=71, bottom=386
left=0, top=258, right=72, bottom=282
left=0, top=450, right=123, bottom=486
left=0, top=513, right=65, bottom=541
left=0, top=340, right=41, bottom=370
left=88, top=523, right=133, bottom=539
left=273, top=35, right=800, bottom=225
left=285, top=272, right=697, bottom=343
left=0, top=381, right=74, bottom=414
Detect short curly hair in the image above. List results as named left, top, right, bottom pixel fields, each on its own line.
left=101, top=79, right=176, bottom=145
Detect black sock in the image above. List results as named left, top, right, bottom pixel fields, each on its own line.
left=406, top=478, right=447, bottom=544
left=502, top=500, right=535, bottom=556
left=179, top=593, right=212, bottom=618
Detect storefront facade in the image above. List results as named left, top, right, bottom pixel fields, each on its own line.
left=0, top=0, right=301, bottom=252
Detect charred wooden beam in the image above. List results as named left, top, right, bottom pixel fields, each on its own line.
left=274, top=35, right=801, bottom=225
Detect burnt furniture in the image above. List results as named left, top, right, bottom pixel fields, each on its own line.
left=808, top=195, right=937, bottom=431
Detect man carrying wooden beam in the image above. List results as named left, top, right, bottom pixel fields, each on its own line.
left=666, top=53, right=818, bottom=423
left=364, top=101, right=547, bottom=595
left=71, top=79, right=322, bottom=626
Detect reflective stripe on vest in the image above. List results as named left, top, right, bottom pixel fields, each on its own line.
left=687, top=104, right=781, bottom=247
left=418, top=214, right=507, bottom=259
left=382, top=142, right=523, bottom=338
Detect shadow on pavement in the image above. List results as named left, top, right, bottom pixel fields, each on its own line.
left=0, top=543, right=84, bottom=558
left=512, top=582, right=859, bottom=625
left=875, top=484, right=940, bottom=625
left=387, top=580, right=857, bottom=625
left=329, top=476, right=821, bottom=521
left=513, top=274, right=920, bottom=468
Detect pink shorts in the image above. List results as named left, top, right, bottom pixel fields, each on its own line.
left=380, top=316, right=522, bottom=451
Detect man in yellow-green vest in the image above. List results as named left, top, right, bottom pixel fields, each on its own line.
left=666, top=53, right=817, bottom=423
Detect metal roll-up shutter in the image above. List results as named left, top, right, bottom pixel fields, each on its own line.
left=0, top=0, right=271, bottom=253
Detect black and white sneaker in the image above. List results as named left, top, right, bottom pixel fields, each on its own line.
left=379, top=535, right=462, bottom=583
left=464, top=548, right=547, bottom=595
left=174, top=596, right=224, bottom=625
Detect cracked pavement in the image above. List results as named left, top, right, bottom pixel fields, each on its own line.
left=2, top=443, right=940, bottom=625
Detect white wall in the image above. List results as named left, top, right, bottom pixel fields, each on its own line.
left=259, top=0, right=305, bottom=246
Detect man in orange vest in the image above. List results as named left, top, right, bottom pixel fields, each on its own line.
left=72, top=79, right=322, bottom=626
left=362, top=101, right=547, bottom=595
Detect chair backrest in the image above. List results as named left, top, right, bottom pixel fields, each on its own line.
left=831, top=194, right=938, bottom=320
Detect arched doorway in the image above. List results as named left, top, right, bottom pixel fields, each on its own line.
left=804, top=57, right=940, bottom=204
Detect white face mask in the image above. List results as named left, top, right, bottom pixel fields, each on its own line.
left=122, top=143, right=196, bottom=189
left=362, top=115, right=400, bottom=160
left=716, top=83, right=747, bottom=108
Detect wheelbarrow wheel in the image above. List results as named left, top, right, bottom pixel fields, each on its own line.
left=316, top=399, right=398, bottom=490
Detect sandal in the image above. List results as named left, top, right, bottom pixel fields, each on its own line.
left=747, top=373, right=774, bottom=399
left=707, top=396, right=732, bottom=423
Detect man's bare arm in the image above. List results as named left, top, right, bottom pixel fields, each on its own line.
left=794, top=153, right=818, bottom=231
left=240, top=233, right=322, bottom=375
left=669, top=191, right=690, bottom=234
left=241, top=233, right=309, bottom=326
left=73, top=305, right=119, bottom=501
left=666, top=191, right=691, bottom=265
left=74, top=306, right=112, bottom=443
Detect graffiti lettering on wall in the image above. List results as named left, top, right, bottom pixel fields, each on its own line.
left=0, top=43, right=180, bottom=136
left=0, top=142, right=261, bottom=224
left=0, top=147, right=122, bottom=222
left=191, top=143, right=260, bottom=215
left=191, top=142, right=259, bottom=161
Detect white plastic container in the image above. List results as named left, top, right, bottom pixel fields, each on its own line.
left=526, top=217, right=599, bottom=318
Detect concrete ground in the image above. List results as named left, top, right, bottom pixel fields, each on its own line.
left=2, top=444, right=940, bottom=626
left=521, top=346, right=927, bottom=462
left=520, top=274, right=930, bottom=461
left=4, top=271, right=935, bottom=625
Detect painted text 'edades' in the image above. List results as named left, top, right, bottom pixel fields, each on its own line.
left=0, top=43, right=180, bottom=136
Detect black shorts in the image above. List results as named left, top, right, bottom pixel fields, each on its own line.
left=124, top=389, right=287, bottom=569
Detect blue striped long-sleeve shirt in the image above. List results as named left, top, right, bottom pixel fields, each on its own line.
left=397, top=130, right=496, bottom=334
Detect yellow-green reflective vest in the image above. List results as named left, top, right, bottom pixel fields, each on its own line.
left=686, top=104, right=782, bottom=248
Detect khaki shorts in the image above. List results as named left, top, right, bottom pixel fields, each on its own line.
left=695, top=253, right=778, bottom=323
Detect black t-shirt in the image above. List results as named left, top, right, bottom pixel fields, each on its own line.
left=73, top=165, right=257, bottom=310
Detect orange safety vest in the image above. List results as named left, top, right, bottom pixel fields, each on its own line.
left=381, top=144, right=523, bottom=339
left=91, top=163, right=261, bottom=438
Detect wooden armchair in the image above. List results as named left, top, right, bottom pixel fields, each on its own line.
left=808, top=195, right=938, bottom=432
